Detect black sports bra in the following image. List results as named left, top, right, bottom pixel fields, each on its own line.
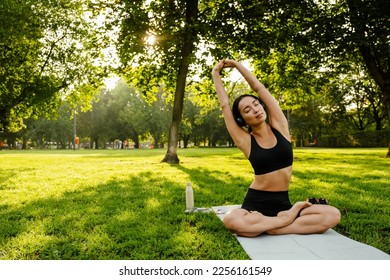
left=248, top=127, right=293, bottom=175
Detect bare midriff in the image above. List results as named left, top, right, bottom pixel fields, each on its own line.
left=249, top=165, right=292, bottom=192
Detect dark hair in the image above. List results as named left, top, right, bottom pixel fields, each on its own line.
left=232, top=94, right=266, bottom=127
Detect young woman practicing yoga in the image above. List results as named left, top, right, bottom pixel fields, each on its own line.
left=212, top=59, right=341, bottom=237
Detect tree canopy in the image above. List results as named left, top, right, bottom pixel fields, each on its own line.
left=113, top=0, right=390, bottom=159
left=1, top=0, right=389, bottom=156
left=0, top=0, right=110, bottom=132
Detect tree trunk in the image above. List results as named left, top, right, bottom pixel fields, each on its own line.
left=162, top=0, right=198, bottom=164
left=22, top=136, right=28, bottom=149
left=93, top=137, right=99, bottom=149
left=385, top=88, right=390, bottom=157
left=359, top=46, right=390, bottom=157
left=162, top=57, right=191, bottom=163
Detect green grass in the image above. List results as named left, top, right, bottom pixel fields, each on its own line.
left=0, top=147, right=389, bottom=259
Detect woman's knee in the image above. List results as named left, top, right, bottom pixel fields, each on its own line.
left=301, top=205, right=341, bottom=228
left=222, top=213, right=236, bottom=230
left=332, top=206, right=342, bottom=224
left=324, top=206, right=341, bottom=227
left=222, top=209, right=248, bottom=231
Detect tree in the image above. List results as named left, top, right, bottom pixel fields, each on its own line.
left=116, top=0, right=201, bottom=163
left=180, top=96, right=199, bottom=148
left=112, top=0, right=389, bottom=158
left=116, top=81, right=150, bottom=148
left=272, top=0, right=390, bottom=154
left=188, top=82, right=230, bottom=147
left=206, top=0, right=390, bottom=154
left=0, top=0, right=109, bottom=133
left=345, top=0, right=390, bottom=155
left=143, top=87, right=171, bottom=148
left=115, top=0, right=318, bottom=161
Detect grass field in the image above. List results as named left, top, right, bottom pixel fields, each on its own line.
left=0, top=147, right=389, bottom=259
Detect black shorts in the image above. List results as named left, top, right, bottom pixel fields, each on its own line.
left=241, top=188, right=292, bottom=217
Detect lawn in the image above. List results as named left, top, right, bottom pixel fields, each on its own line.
left=0, top=147, right=389, bottom=259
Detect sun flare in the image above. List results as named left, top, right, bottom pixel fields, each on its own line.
left=145, top=35, right=156, bottom=45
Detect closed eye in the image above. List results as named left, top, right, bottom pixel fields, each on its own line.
left=242, top=99, right=260, bottom=113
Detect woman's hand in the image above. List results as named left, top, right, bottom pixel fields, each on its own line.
left=222, top=59, right=237, bottom=68
left=212, top=59, right=239, bottom=77
left=212, top=59, right=225, bottom=74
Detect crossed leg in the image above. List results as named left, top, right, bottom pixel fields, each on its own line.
left=266, top=204, right=341, bottom=235
left=223, top=201, right=312, bottom=237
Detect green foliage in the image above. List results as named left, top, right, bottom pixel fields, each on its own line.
left=21, top=103, right=73, bottom=149
left=207, top=0, right=389, bottom=147
left=117, top=0, right=197, bottom=92
left=2, top=0, right=389, bottom=155
left=74, top=79, right=172, bottom=148
left=0, top=0, right=109, bottom=132
left=116, top=0, right=202, bottom=162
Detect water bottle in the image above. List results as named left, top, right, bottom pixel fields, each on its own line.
left=185, top=182, right=194, bottom=211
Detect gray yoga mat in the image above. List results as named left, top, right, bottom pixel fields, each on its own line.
left=212, top=205, right=390, bottom=260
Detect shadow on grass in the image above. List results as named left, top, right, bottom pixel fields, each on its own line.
left=0, top=171, right=248, bottom=260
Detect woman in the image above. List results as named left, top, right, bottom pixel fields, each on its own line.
left=212, top=59, right=341, bottom=237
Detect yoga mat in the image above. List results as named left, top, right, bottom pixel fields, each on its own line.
left=212, top=205, right=390, bottom=260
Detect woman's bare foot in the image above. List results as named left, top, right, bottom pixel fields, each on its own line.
left=276, top=201, right=312, bottom=225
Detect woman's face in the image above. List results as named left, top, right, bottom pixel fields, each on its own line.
left=238, top=96, right=266, bottom=126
